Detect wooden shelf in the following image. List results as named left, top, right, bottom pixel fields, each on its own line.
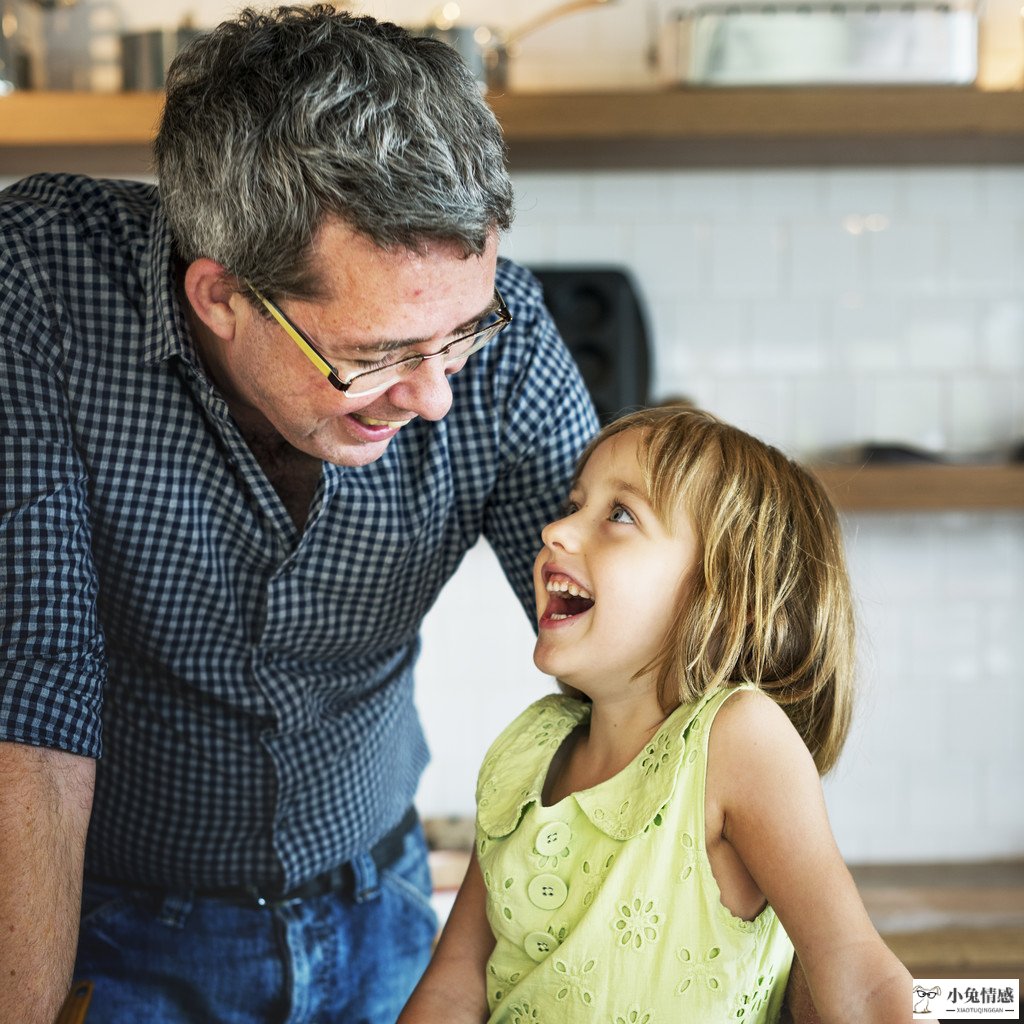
left=3, top=86, right=1024, bottom=148
left=488, top=86, right=1024, bottom=143
left=811, top=464, right=1024, bottom=512
left=0, top=92, right=164, bottom=146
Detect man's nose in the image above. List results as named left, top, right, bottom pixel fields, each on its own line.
left=386, top=356, right=453, bottom=422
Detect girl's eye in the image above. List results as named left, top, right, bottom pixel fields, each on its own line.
left=561, top=500, right=580, bottom=518
left=609, top=504, right=635, bottom=525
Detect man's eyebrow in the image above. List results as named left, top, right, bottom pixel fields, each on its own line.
left=344, top=295, right=500, bottom=356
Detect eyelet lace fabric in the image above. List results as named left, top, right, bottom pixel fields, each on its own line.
left=477, top=695, right=692, bottom=841
left=475, top=686, right=795, bottom=1024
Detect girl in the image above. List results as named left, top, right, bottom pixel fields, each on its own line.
left=400, top=405, right=911, bottom=1024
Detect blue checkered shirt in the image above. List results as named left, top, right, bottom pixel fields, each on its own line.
left=0, top=174, right=598, bottom=891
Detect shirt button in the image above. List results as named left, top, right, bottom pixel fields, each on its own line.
left=534, top=821, right=572, bottom=856
left=524, top=931, right=558, bottom=962
left=527, top=873, right=568, bottom=911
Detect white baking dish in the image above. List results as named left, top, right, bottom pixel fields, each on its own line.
left=657, top=1, right=979, bottom=86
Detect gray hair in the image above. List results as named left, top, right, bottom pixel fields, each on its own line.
left=154, top=5, right=514, bottom=300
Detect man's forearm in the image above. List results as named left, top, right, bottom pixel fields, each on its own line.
left=0, top=742, right=94, bottom=1024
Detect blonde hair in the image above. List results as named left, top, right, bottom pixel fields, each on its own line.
left=572, top=405, right=855, bottom=774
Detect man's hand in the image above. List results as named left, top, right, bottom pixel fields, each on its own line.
left=0, top=742, right=94, bottom=1024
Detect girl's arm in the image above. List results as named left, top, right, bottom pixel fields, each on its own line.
left=398, top=848, right=495, bottom=1024
left=707, top=690, right=912, bottom=1024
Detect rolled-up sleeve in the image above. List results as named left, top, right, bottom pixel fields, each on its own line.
left=1, top=249, right=105, bottom=757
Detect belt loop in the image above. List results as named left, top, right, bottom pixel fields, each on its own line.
left=351, top=852, right=380, bottom=904
left=156, top=892, right=194, bottom=929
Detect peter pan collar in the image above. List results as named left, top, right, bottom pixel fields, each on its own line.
left=476, top=690, right=725, bottom=842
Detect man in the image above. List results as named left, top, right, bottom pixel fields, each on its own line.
left=0, top=7, right=597, bottom=1022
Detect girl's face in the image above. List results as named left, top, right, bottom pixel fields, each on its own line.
left=532, top=429, right=700, bottom=700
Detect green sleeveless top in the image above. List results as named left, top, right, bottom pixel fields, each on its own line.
left=474, top=685, right=794, bottom=1024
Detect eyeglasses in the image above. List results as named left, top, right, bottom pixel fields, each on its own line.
left=246, top=282, right=512, bottom=398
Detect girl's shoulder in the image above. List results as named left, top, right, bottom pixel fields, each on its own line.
left=668, top=682, right=765, bottom=745
left=708, top=685, right=804, bottom=750
left=705, top=685, right=821, bottom=813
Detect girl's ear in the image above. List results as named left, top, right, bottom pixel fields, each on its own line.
left=184, top=258, right=241, bottom=341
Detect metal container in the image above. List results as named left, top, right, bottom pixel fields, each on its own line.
left=120, top=25, right=201, bottom=90
left=0, top=23, right=32, bottom=92
left=0, top=0, right=40, bottom=92
left=417, top=24, right=503, bottom=91
left=414, top=0, right=617, bottom=92
left=658, top=0, right=979, bottom=86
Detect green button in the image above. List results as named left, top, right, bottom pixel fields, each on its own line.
left=527, top=873, right=568, bottom=911
left=524, top=931, right=558, bottom=962
left=534, top=821, right=571, bottom=855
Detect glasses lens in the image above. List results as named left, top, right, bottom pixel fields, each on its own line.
left=446, top=318, right=505, bottom=360
left=343, top=319, right=508, bottom=396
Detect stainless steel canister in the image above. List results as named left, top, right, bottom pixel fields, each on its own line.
left=120, top=25, right=201, bottom=90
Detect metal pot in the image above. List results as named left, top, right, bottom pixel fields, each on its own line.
left=417, top=0, right=617, bottom=92
left=418, top=23, right=504, bottom=90
left=0, top=0, right=71, bottom=91
left=0, top=3, right=32, bottom=92
left=120, top=25, right=202, bottom=91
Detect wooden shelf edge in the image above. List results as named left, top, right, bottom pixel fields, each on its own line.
left=811, top=463, right=1024, bottom=512
left=4, top=87, right=1024, bottom=147
left=0, top=92, right=164, bottom=146
left=488, top=86, right=1024, bottom=142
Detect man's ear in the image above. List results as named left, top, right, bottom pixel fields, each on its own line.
left=183, top=258, right=242, bottom=341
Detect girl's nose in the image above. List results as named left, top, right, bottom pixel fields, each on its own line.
left=541, top=512, right=578, bottom=552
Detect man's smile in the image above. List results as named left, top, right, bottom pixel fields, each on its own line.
left=352, top=413, right=411, bottom=429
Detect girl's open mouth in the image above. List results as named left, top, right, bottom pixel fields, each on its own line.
left=541, top=574, right=595, bottom=622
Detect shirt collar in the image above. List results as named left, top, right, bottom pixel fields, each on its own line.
left=138, top=204, right=199, bottom=370
left=477, top=690, right=726, bottom=842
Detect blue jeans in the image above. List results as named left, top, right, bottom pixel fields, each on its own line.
left=73, top=824, right=437, bottom=1024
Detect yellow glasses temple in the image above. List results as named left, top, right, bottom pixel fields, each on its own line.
left=249, top=286, right=334, bottom=381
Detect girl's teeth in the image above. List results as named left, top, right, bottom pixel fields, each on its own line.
left=545, top=577, right=592, bottom=600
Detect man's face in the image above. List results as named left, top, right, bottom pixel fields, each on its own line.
left=226, top=220, right=500, bottom=467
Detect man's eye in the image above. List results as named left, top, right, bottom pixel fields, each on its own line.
left=351, top=354, right=398, bottom=372
left=609, top=505, right=635, bottom=525
left=462, top=311, right=499, bottom=335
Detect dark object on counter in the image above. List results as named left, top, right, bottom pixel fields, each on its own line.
left=1010, top=439, right=1024, bottom=462
left=823, top=441, right=946, bottom=465
left=856, top=442, right=945, bottom=464
left=531, top=265, right=651, bottom=425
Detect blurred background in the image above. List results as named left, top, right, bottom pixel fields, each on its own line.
left=2, top=0, right=1022, bottom=984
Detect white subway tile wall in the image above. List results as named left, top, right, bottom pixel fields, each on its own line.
left=417, top=166, right=1024, bottom=863
left=5, top=155, right=1020, bottom=861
